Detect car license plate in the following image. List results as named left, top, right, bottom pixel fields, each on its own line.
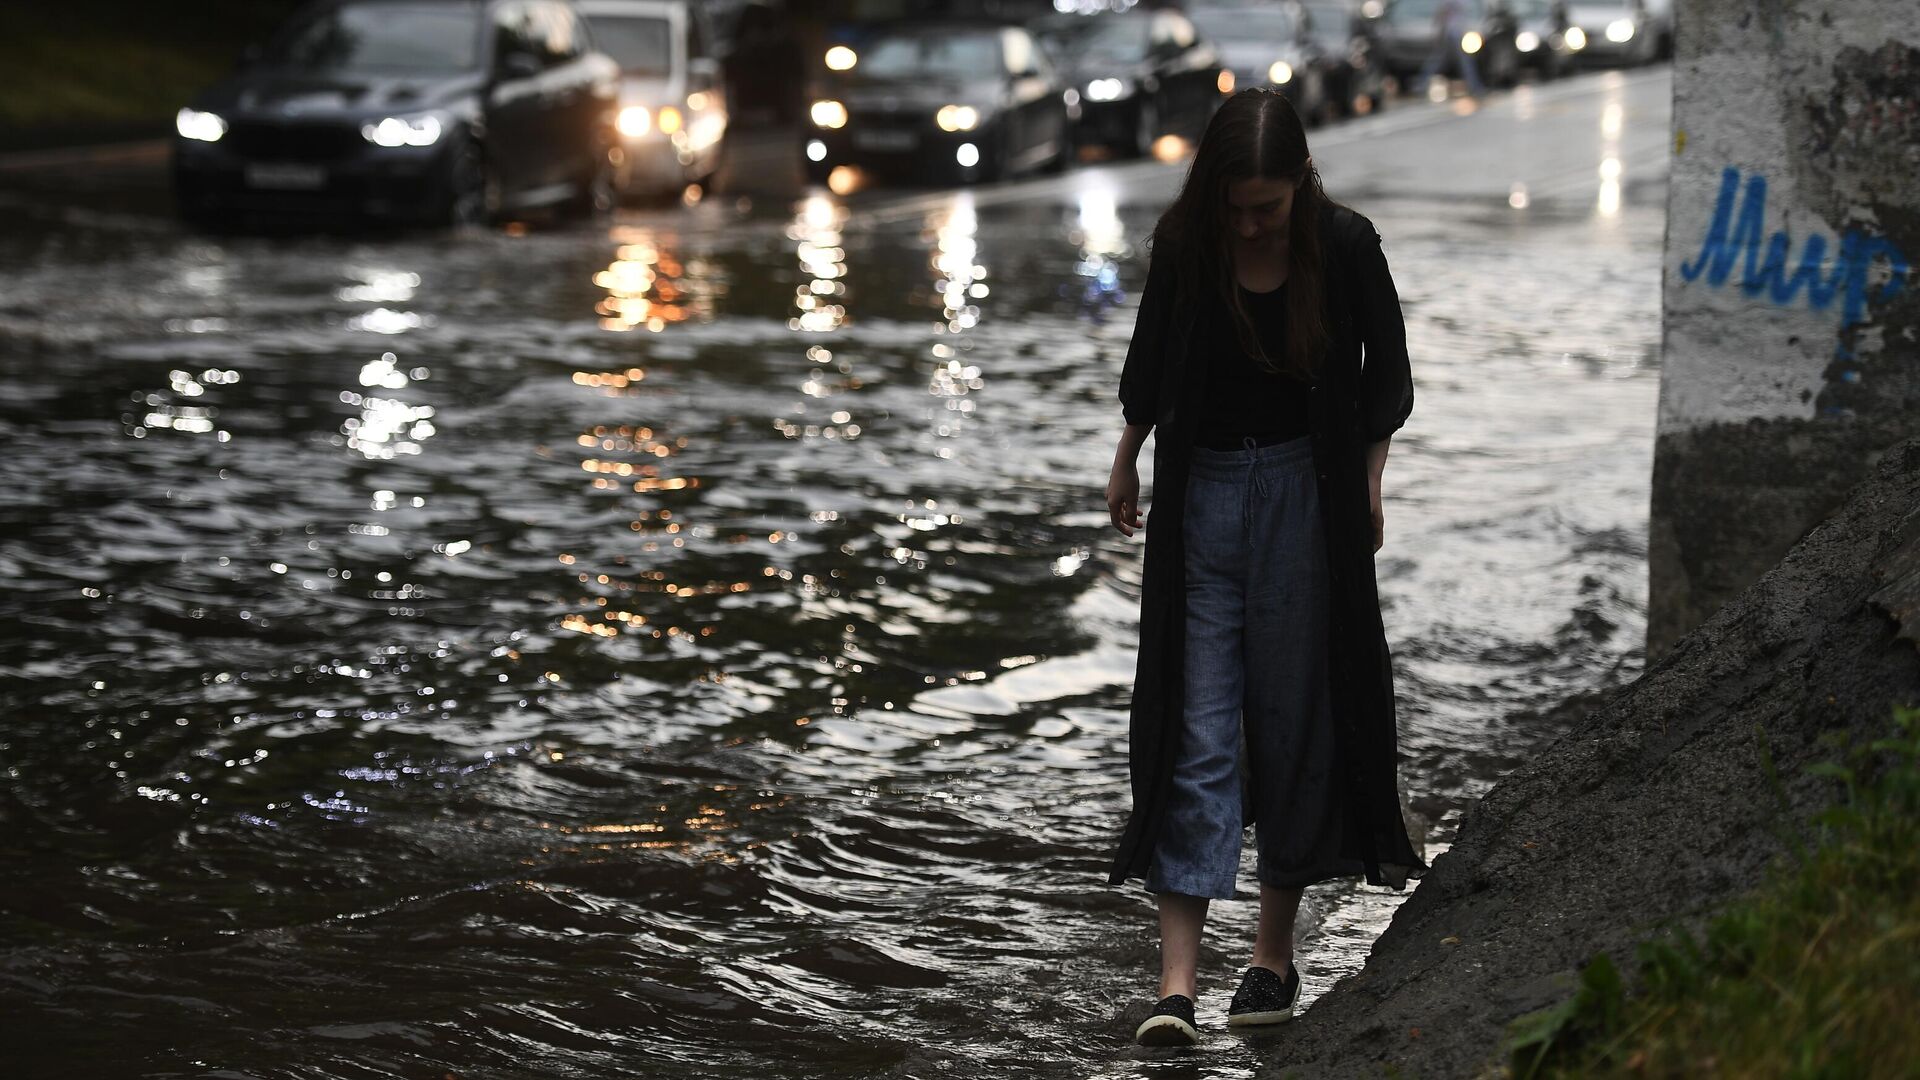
left=853, top=129, right=916, bottom=152
left=244, top=163, right=327, bottom=190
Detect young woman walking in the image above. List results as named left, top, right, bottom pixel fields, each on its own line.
left=1104, top=87, right=1429, bottom=1047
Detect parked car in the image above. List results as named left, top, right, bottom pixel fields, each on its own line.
left=802, top=22, right=1072, bottom=185
left=1188, top=4, right=1333, bottom=127
left=1642, top=0, right=1675, bottom=59
left=1377, top=0, right=1540, bottom=88
left=1032, top=10, right=1225, bottom=158
left=1506, top=0, right=1577, bottom=80
left=576, top=0, right=727, bottom=198
left=1475, top=1, right=1530, bottom=87
left=172, top=0, right=621, bottom=228
left=1299, top=0, right=1391, bottom=115
left=1563, top=0, right=1662, bottom=66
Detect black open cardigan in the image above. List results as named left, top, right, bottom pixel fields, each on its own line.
left=1106, top=201, right=1430, bottom=892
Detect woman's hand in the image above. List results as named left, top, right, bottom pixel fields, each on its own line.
left=1108, top=459, right=1144, bottom=537
left=1369, top=484, right=1385, bottom=552
left=1365, top=437, right=1392, bottom=554
left=1109, top=424, right=1152, bottom=537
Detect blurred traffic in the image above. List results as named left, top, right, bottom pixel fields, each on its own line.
left=173, top=0, right=625, bottom=227
left=158, top=0, right=1675, bottom=230
left=802, top=22, right=1073, bottom=189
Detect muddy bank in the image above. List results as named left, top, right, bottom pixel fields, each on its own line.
left=1258, top=437, right=1920, bottom=1079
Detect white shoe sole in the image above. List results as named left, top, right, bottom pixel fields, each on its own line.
left=1133, top=1014, right=1200, bottom=1046
left=1227, top=1007, right=1294, bottom=1027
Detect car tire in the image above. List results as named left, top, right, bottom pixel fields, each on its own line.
left=442, top=138, right=496, bottom=228
left=968, top=128, right=1005, bottom=184
left=1042, top=118, right=1072, bottom=174
left=172, top=183, right=223, bottom=232
left=698, top=133, right=728, bottom=193
left=1487, top=44, right=1515, bottom=88
left=569, top=141, right=618, bottom=220
left=1129, top=97, right=1159, bottom=158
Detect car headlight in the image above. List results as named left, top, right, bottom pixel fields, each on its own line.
left=810, top=99, right=848, bottom=129
left=618, top=105, right=651, bottom=136
left=1268, top=61, right=1293, bottom=85
left=1606, top=18, right=1634, bottom=42
left=1085, top=78, right=1127, bottom=102
left=936, top=105, right=978, bottom=132
left=1516, top=30, right=1541, bottom=52
left=360, top=113, right=443, bottom=147
left=658, top=105, right=683, bottom=135
left=1565, top=25, right=1587, bottom=49
left=1460, top=30, right=1484, bottom=54
left=176, top=107, right=227, bottom=143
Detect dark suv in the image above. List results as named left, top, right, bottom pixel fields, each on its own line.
left=172, top=0, right=621, bottom=228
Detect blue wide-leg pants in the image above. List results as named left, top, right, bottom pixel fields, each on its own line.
left=1144, top=435, right=1344, bottom=899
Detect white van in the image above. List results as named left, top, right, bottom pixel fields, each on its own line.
left=576, top=0, right=729, bottom=196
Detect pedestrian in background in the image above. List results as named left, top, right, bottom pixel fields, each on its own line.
left=1415, top=0, right=1487, bottom=98
left=1103, top=86, right=1428, bottom=1047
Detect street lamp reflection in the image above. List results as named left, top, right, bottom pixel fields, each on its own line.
left=1068, top=182, right=1128, bottom=322
left=1597, top=78, right=1624, bottom=219
left=926, top=195, right=984, bottom=450
left=342, top=352, right=435, bottom=459
left=789, top=194, right=848, bottom=333
left=594, top=229, right=702, bottom=332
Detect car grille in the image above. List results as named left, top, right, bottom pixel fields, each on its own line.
left=224, top=121, right=364, bottom=163
left=848, top=107, right=928, bottom=134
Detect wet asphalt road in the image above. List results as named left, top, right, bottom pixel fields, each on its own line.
left=1, top=69, right=1669, bottom=1079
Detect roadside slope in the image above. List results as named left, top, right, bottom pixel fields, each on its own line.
left=1261, top=437, right=1920, bottom=1079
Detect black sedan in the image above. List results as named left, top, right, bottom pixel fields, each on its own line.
left=1299, top=0, right=1391, bottom=115
left=1188, top=3, right=1334, bottom=127
left=802, top=22, right=1072, bottom=185
left=1376, top=0, right=1525, bottom=89
left=1506, top=0, right=1578, bottom=81
left=1033, top=10, right=1225, bottom=159
left=172, top=0, right=622, bottom=229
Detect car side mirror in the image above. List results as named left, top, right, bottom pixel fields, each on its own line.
left=497, top=51, right=541, bottom=80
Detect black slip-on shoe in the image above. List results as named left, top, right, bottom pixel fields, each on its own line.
left=1226, top=962, right=1299, bottom=1027
left=1133, top=994, right=1200, bottom=1046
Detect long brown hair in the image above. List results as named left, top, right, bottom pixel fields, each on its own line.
left=1150, top=87, right=1336, bottom=380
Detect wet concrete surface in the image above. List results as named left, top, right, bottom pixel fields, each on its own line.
left=1, top=69, right=1669, bottom=1078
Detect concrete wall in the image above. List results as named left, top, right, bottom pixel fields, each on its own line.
left=1650, top=0, right=1918, bottom=658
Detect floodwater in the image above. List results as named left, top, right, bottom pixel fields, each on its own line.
left=1, top=72, right=1667, bottom=1079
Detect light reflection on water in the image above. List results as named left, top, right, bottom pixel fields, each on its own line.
left=0, top=170, right=1660, bottom=1077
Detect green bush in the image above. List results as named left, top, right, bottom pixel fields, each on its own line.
left=1503, top=706, right=1920, bottom=1079
left=2, top=2, right=302, bottom=133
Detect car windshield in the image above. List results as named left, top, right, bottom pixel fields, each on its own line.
left=857, top=31, right=1000, bottom=80
left=589, top=14, right=673, bottom=76
left=1300, top=5, right=1352, bottom=43
left=1049, top=18, right=1150, bottom=64
left=1192, top=9, right=1298, bottom=43
left=1387, top=0, right=1483, bottom=23
left=261, top=2, right=480, bottom=74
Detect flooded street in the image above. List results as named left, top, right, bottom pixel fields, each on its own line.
left=3, top=69, right=1669, bottom=1078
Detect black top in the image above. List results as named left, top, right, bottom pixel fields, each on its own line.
left=1119, top=204, right=1413, bottom=448
left=1194, top=282, right=1310, bottom=450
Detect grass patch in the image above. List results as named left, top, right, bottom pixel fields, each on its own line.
left=2, top=2, right=301, bottom=139
left=1503, top=705, right=1920, bottom=1078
